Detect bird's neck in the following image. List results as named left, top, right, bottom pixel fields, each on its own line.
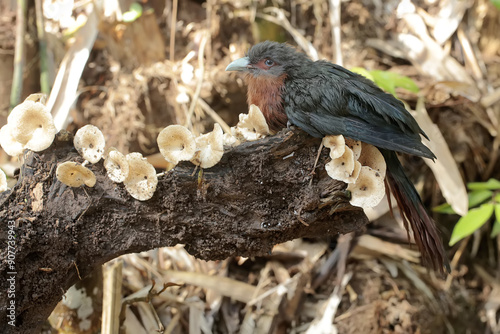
left=246, top=74, right=288, bottom=132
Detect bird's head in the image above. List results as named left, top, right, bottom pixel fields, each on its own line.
left=225, top=41, right=310, bottom=79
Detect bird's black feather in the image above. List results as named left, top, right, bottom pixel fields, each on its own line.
left=283, top=61, right=435, bottom=159
left=236, top=41, right=448, bottom=274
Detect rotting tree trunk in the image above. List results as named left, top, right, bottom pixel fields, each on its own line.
left=0, top=128, right=368, bottom=333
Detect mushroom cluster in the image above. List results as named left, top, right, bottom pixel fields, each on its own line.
left=0, top=96, right=57, bottom=157
left=157, top=123, right=225, bottom=169
left=226, top=104, right=271, bottom=145
left=56, top=125, right=107, bottom=189
left=55, top=124, right=159, bottom=201
left=323, top=135, right=387, bottom=208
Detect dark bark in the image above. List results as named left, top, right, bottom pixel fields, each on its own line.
left=0, top=129, right=368, bottom=333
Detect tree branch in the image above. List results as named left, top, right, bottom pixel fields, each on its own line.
left=0, top=129, right=368, bottom=333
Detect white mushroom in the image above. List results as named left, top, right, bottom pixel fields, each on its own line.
left=24, top=93, right=47, bottom=103
left=0, top=169, right=8, bottom=192
left=124, top=152, right=158, bottom=201
left=0, top=124, right=25, bottom=156
left=344, top=138, right=362, bottom=160
left=56, top=161, right=96, bottom=187
left=347, top=166, right=386, bottom=208
left=157, top=125, right=196, bottom=165
left=323, top=135, right=345, bottom=159
left=232, top=104, right=271, bottom=141
left=104, top=148, right=129, bottom=183
left=74, top=125, right=106, bottom=164
left=223, top=133, right=238, bottom=147
left=2, top=99, right=57, bottom=155
left=357, top=143, right=387, bottom=178
left=191, top=124, right=224, bottom=168
left=325, top=146, right=358, bottom=183
left=345, top=160, right=362, bottom=183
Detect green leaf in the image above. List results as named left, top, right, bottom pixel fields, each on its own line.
left=369, top=70, right=419, bottom=96
left=468, top=189, right=493, bottom=207
left=350, top=67, right=375, bottom=82
left=122, top=3, right=143, bottom=22
left=432, top=203, right=455, bottom=214
left=491, top=204, right=500, bottom=237
left=449, top=203, right=495, bottom=246
left=495, top=193, right=500, bottom=203
left=433, top=189, right=492, bottom=214
left=467, top=179, right=500, bottom=191
left=492, top=220, right=500, bottom=238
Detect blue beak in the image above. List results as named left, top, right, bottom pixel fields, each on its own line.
left=225, top=57, right=251, bottom=72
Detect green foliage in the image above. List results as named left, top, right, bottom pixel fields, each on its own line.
left=350, top=68, right=419, bottom=96
left=491, top=0, right=500, bottom=10
left=122, top=3, right=143, bottom=22
left=449, top=203, right=494, bottom=246
left=492, top=205, right=500, bottom=237
left=467, top=178, right=500, bottom=190
left=434, top=179, right=500, bottom=246
left=433, top=189, right=493, bottom=214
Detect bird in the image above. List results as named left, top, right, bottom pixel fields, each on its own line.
left=226, top=41, right=449, bottom=274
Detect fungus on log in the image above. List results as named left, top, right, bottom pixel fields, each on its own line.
left=0, top=128, right=368, bottom=333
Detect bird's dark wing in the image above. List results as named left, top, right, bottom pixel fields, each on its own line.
left=283, top=62, right=435, bottom=159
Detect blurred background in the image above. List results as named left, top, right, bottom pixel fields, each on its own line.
left=1, top=0, right=500, bottom=332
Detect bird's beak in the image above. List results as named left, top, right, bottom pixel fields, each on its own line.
left=225, top=57, right=251, bottom=72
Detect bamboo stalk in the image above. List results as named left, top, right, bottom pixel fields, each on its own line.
left=101, top=260, right=123, bottom=334
left=10, top=0, right=27, bottom=111
left=35, top=0, right=51, bottom=94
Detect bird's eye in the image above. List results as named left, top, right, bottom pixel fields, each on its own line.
left=264, top=59, right=274, bottom=67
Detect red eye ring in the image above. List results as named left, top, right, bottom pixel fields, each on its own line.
left=264, top=59, right=274, bottom=67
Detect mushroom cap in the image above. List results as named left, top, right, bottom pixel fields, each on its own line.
left=223, top=132, right=238, bottom=147
left=358, top=143, right=387, bottom=178
left=157, top=125, right=196, bottom=165
left=325, top=146, right=358, bottom=183
left=0, top=124, right=25, bottom=156
left=104, top=148, right=129, bottom=183
left=347, top=166, right=386, bottom=208
left=0, top=168, right=7, bottom=192
left=124, top=152, right=158, bottom=201
left=7, top=100, right=56, bottom=152
left=323, top=135, right=346, bottom=159
left=345, top=160, right=362, bottom=184
left=56, top=161, right=96, bottom=187
left=191, top=123, right=224, bottom=168
left=234, top=104, right=271, bottom=141
left=74, top=125, right=106, bottom=164
left=344, top=138, right=362, bottom=160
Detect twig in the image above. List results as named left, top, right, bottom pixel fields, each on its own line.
left=169, top=0, right=178, bottom=62
left=185, top=33, right=208, bottom=130
left=328, top=0, right=343, bottom=66
left=444, top=235, right=470, bottom=291
left=186, top=91, right=232, bottom=135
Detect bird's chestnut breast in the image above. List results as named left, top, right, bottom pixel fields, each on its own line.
left=246, top=74, right=288, bottom=132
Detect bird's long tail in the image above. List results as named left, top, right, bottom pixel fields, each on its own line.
left=381, top=149, right=449, bottom=275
